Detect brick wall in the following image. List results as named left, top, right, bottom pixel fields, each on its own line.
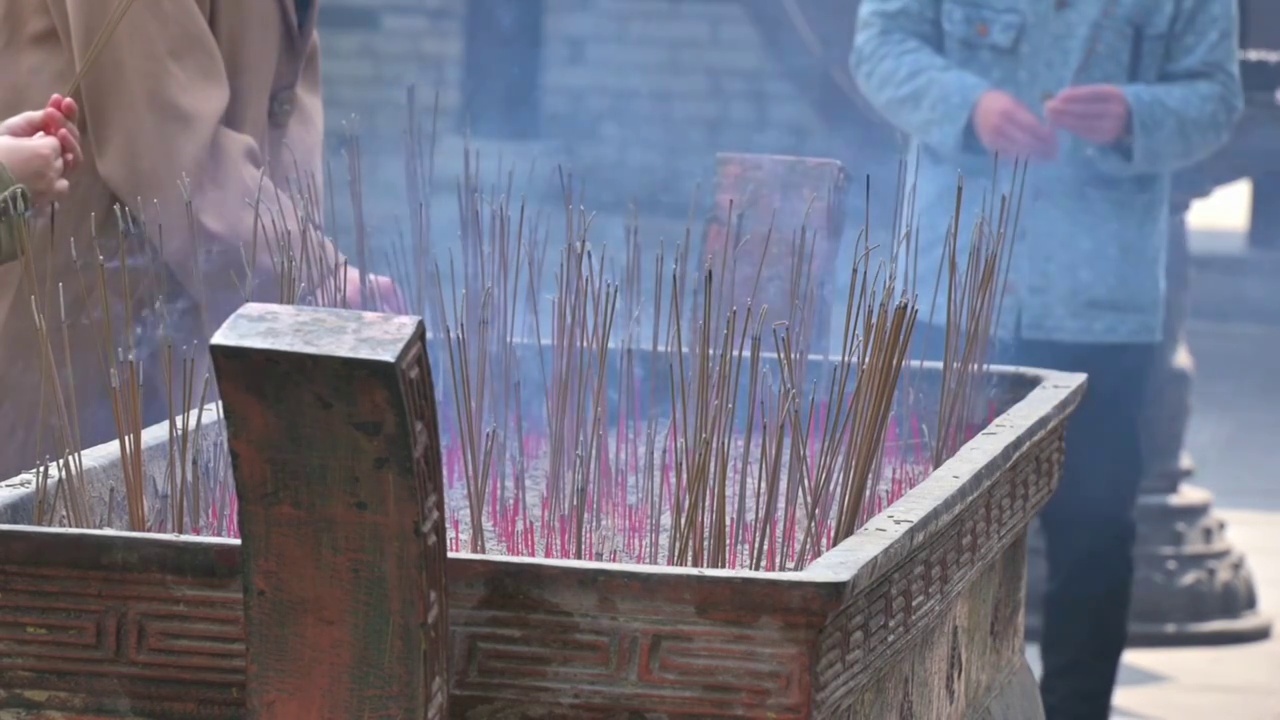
left=318, top=0, right=464, bottom=145
left=537, top=0, right=844, bottom=209
left=316, top=0, right=863, bottom=236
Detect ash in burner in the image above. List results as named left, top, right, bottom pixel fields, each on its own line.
left=157, top=348, right=998, bottom=571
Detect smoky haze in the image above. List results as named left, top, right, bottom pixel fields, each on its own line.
left=315, top=0, right=908, bottom=341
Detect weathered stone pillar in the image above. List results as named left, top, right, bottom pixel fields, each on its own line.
left=1025, top=190, right=1272, bottom=646
left=211, top=303, right=451, bottom=718
left=703, top=153, right=848, bottom=348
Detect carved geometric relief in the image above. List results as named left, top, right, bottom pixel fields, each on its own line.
left=813, top=428, right=1064, bottom=714
left=0, top=564, right=243, bottom=692
left=122, top=605, right=245, bottom=671
left=451, top=609, right=809, bottom=715
left=458, top=619, right=626, bottom=684
left=0, top=599, right=115, bottom=662
left=946, top=623, right=964, bottom=704
left=398, top=335, right=451, bottom=718
left=898, top=670, right=917, bottom=720
left=988, top=533, right=1028, bottom=655
left=640, top=631, right=802, bottom=694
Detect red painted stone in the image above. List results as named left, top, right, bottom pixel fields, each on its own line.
left=209, top=303, right=449, bottom=720
left=703, top=152, right=848, bottom=341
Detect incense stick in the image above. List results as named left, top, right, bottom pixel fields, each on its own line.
left=64, top=0, right=138, bottom=98
left=17, top=86, right=1014, bottom=574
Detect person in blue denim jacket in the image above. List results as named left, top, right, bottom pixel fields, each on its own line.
left=852, top=1, right=1243, bottom=718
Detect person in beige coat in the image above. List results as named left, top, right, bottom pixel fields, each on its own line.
left=0, top=0, right=398, bottom=481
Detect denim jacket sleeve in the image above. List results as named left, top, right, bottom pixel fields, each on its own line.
left=851, top=0, right=991, bottom=157
left=1094, top=0, right=1244, bottom=176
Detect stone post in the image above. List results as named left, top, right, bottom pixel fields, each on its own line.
left=702, top=153, right=848, bottom=348
left=1025, top=192, right=1272, bottom=646
left=210, top=303, right=451, bottom=718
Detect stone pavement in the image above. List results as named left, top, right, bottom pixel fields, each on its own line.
left=1026, top=506, right=1280, bottom=719
left=1097, top=320, right=1280, bottom=720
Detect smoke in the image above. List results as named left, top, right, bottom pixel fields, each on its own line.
left=319, top=0, right=906, bottom=289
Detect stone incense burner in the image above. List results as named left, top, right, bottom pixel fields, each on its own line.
left=0, top=304, right=1083, bottom=719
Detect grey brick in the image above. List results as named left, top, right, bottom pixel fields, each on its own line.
left=319, top=0, right=837, bottom=213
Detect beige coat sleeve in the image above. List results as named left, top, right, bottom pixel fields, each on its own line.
left=54, top=0, right=345, bottom=313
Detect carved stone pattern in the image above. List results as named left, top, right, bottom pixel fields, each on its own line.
left=0, top=564, right=243, bottom=716
left=897, top=668, right=917, bottom=720
left=987, top=534, right=1027, bottom=656
left=946, top=623, right=964, bottom=705
left=812, top=427, right=1064, bottom=714
left=401, top=338, right=451, bottom=719
left=447, top=608, right=811, bottom=716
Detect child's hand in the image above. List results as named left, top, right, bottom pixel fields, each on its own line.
left=0, top=135, right=68, bottom=208
left=0, top=94, right=82, bottom=172
left=46, top=94, right=82, bottom=172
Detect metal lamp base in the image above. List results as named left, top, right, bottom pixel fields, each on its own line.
left=1025, top=479, right=1272, bottom=647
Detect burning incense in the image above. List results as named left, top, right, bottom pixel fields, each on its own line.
left=18, top=86, right=1019, bottom=574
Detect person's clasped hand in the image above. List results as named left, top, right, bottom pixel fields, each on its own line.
left=0, top=94, right=83, bottom=172
left=1044, top=84, right=1132, bottom=145
left=0, top=136, right=67, bottom=208
left=972, top=89, right=1059, bottom=161
left=0, top=94, right=84, bottom=209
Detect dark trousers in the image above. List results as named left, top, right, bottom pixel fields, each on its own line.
left=914, top=326, right=1157, bottom=720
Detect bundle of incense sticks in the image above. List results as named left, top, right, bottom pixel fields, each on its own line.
left=385, top=100, right=1022, bottom=568
left=22, top=87, right=1023, bottom=572
left=64, top=0, right=138, bottom=98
